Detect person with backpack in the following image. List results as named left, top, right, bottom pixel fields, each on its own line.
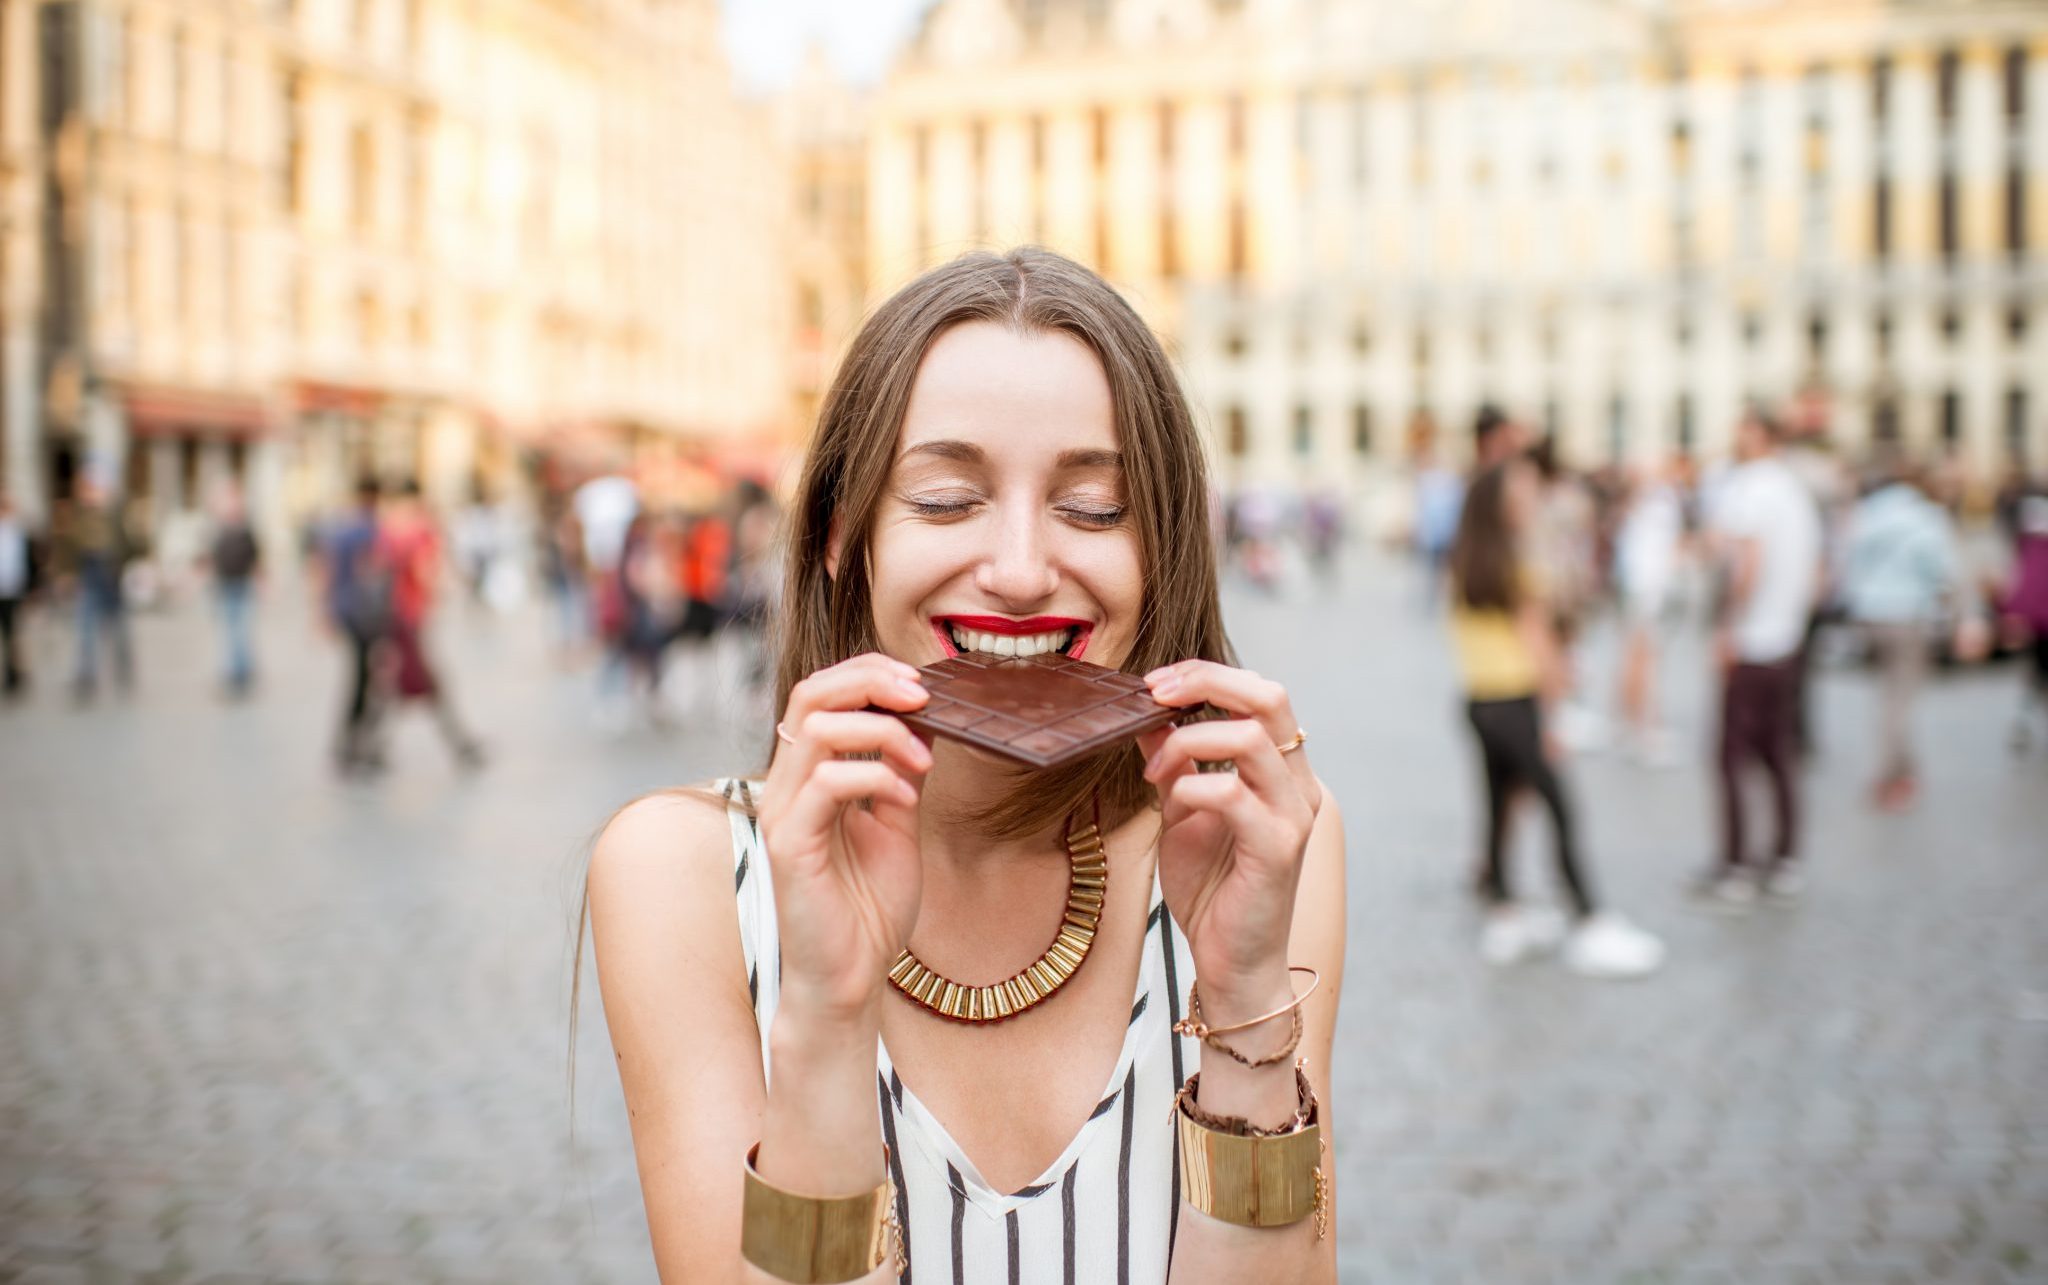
left=321, top=478, right=391, bottom=773
left=208, top=484, right=262, bottom=697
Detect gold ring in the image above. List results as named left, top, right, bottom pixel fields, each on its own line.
left=775, top=721, right=798, bottom=746
left=1274, top=728, right=1307, bottom=755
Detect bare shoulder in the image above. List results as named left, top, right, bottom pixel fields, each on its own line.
left=588, top=788, right=752, bottom=981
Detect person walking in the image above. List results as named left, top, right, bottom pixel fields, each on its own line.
left=208, top=485, right=262, bottom=697
left=1697, top=411, right=1823, bottom=908
left=1448, top=460, right=1666, bottom=979
left=0, top=495, right=37, bottom=698
left=0, top=495, right=37, bottom=696
left=1840, top=460, right=1960, bottom=810
left=1613, top=459, right=1687, bottom=765
left=320, top=478, right=391, bottom=773
left=2003, top=491, right=2048, bottom=752
left=55, top=478, right=135, bottom=700
left=374, top=480, right=484, bottom=768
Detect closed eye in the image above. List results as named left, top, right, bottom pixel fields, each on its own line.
left=1058, top=504, right=1125, bottom=528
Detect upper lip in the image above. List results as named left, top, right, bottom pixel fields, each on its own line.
left=935, top=615, right=1090, bottom=634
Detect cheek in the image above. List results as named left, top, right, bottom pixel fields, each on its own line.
left=868, top=521, right=969, bottom=620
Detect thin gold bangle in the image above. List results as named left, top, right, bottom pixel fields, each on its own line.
left=1172, top=965, right=1320, bottom=1043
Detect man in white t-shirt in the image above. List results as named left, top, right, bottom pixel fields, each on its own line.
left=1698, top=411, right=1823, bottom=907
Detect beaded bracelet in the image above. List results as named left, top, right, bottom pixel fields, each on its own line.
left=1172, top=966, right=1320, bottom=1067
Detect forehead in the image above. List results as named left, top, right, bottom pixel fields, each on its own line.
left=897, top=322, right=1116, bottom=460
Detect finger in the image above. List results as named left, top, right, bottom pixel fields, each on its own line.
left=1163, top=771, right=1272, bottom=846
left=775, top=759, right=920, bottom=853
left=782, top=709, right=934, bottom=780
left=1143, top=717, right=1296, bottom=807
left=1145, top=661, right=1313, bottom=794
left=783, top=653, right=927, bottom=727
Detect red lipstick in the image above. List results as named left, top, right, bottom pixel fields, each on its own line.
left=931, top=615, right=1096, bottom=660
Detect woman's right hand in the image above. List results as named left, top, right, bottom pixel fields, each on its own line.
left=757, top=653, right=932, bottom=1027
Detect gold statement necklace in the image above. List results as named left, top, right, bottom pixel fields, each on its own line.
left=887, top=805, right=1106, bottom=1024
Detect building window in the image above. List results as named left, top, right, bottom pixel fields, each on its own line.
left=1223, top=327, right=1247, bottom=359
left=1225, top=406, right=1248, bottom=457
left=1293, top=405, right=1314, bottom=456
left=1227, top=198, right=1246, bottom=279
left=2008, top=388, right=2029, bottom=463
left=970, top=120, right=987, bottom=237
left=1159, top=103, right=1177, bottom=277
left=2008, top=307, right=2028, bottom=342
left=1876, top=312, right=1894, bottom=361
left=1941, top=308, right=1961, bottom=342
left=1677, top=395, right=1696, bottom=452
left=2006, top=47, right=2028, bottom=120
left=1936, top=49, right=1959, bottom=122
left=1092, top=107, right=1109, bottom=167
left=1350, top=88, right=1368, bottom=186
left=1874, top=397, right=1900, bottom=443
left=1939, top=173, right=1958, bottom=261
left=1872, top=55, right=1891, bottom=119
left=1940, top=390, right=1961, bottom=445
left=1874, top=175, right=1892, bottom=260
left=2009, top=166, right=2027, bottom=260
left=1352, top=403, right=1372, bottom=454
left=1351, top=321, right=1370, bottom=355
left=1227, top=95, right=1245, bottom=156
left=1806, top=314, right=1828, bottom=364
left=351, top=123, right=376, bottom=232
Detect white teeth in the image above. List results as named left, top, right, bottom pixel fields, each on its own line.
left=948, top=626, right=1075, bottom=657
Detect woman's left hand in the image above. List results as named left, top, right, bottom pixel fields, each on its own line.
left=1136, top=659, right=1320, bottom=1018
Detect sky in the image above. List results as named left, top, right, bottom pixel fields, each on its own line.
left=720, top=0, right=936, bottom=90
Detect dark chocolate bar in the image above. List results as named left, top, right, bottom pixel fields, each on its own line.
left=892, top=652, right=1180, bottom=769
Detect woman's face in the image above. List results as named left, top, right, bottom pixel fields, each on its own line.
left=856, top=321, right=1144, bottom=673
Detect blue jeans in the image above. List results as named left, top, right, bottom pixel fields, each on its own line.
left=218, top=579, right=255, bottom=685
left=73, top=564, right=132, bottom=689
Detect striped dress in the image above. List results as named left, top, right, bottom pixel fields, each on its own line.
left=716, top=779, right=1202, bottom=1285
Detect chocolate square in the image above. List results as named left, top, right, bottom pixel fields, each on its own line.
left=885, top=653, right=1181, bottom=769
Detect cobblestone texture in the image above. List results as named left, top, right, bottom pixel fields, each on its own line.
left=2, top=555, right=2044, bottom=1283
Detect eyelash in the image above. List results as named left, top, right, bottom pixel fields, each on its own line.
left=901, top=498, right=1125, bottom=527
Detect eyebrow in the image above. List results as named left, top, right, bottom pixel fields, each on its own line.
left=897, top=440, right=1123, bottom=471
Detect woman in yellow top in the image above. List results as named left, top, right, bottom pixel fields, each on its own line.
left=1448, top=460, right=1665, bottom=979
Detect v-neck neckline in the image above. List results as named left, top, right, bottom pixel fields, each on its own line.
left=875, top=870, right=1166, bottom=1218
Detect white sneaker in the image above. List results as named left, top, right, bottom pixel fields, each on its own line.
left=1688, top=867, right=1759, bottom=913
left=1518, top=904, right=1569, bottom=953
left=1479, top=905, right=1552, bottom=966
left=1564, top=913, right=1667, bottom=980
left=1763, top=861, right=1807, bottom=902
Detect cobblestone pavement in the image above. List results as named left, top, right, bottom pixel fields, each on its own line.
left=2, top=556, right=2044, bottom=1284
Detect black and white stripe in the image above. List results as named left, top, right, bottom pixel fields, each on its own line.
left=720, top=780, right=1199, bottom=1284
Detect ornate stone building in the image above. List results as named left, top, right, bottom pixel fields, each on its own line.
left=0, top=0, right=788, bottom=540
left=864, top=0, right=2048, bottom=488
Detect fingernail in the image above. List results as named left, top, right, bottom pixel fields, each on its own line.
left=896, top=678, right=926, bottom=701
left=1151, top=676, right=1179, bottom=697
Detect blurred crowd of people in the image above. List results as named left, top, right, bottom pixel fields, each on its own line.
left=1418, top=401, right=2048, bottom=981
left=0, top=457, right=785, bottom=775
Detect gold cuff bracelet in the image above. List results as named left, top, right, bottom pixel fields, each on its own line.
left=740, top=1144, right=901, bottom=1283
left=1174, top=1068, right=1327, bottom=1235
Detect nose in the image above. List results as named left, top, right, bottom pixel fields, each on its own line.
left=972, top=507, right=1060, bottom=606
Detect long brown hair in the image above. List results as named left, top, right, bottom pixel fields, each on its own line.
left=568, top=250, right=1231, bottom=1114
left=1449, top=462, right=1522, bottom=613
left=775, top=246, right=1232, bottom=838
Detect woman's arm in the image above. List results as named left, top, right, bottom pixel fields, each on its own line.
left=1167, top=787, right=1346, bottom=1285
left=589, top=795, right=898, bottom=1285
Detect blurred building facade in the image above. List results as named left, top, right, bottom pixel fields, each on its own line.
left=0, top=0, right=788, bottom=543
left=863, top=0, right=2048, bottom=487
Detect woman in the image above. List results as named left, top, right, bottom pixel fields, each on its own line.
left=1448, top=461, right=1664, bottom=979
left=586, top=249, right=1345, bottom=1283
